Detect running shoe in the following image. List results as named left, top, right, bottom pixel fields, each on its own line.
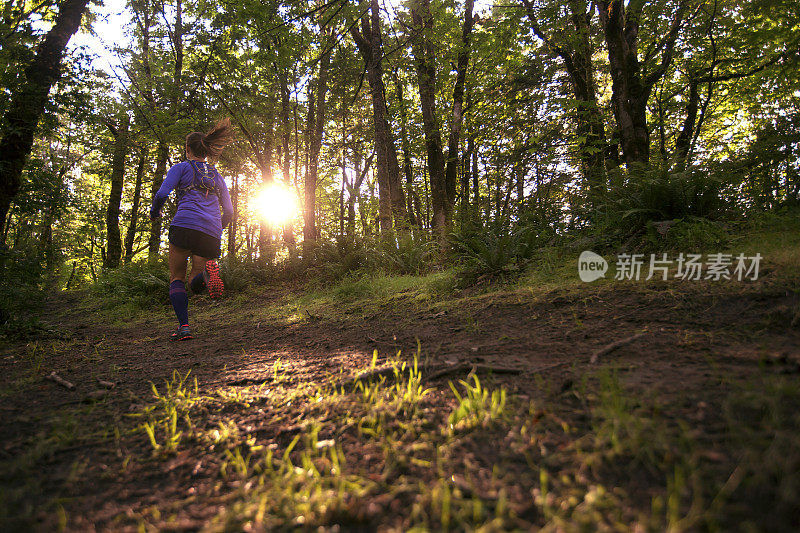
left=205, top=260, right=224, bottom=299
left=171, top=324, right=193, bottom=341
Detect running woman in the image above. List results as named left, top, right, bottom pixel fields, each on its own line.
left=149, top=119, right=234, bottom=341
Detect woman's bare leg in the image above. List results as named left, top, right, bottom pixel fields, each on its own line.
left=169, top=243, right=192, bottom=283
left=188, top=255, right=208, bottom=282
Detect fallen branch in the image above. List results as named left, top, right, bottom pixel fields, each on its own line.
left=367, top=336, right=401, bottom=346
left=47, top=371, right=75, bottom=390
left=336, top=366, right=398, bottom=390
left=589, top=332, right=648, bottom=364
left=225, top=376, right=274, bottom=386
left=423, top=363, right=522, bottom=383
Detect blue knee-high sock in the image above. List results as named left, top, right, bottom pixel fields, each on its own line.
left=169, top=280, right=189, bottom=326
left=190, top=272, right=206, bottom=294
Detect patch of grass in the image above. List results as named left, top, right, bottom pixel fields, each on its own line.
left=0, top=405, right=116, bottom=530
left=133, top=370, right=200, bottom=456
left=717, top=374, right=800, bottom=530
left=448, top=375, right=508, bottom=434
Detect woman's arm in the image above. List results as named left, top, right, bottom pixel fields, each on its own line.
left=218, top=174, right=234, bottom=228
left=149, top=164, right=183, bottom=219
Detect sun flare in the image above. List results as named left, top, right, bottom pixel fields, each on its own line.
left=252, top=182, right=298, bottom=226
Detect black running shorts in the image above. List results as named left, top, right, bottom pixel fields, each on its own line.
left=168, top=226, right=221, bottom=259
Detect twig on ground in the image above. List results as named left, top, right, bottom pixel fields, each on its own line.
left=84, top=390, right=109, bottom=401
left=47, top=371, right=75, bottom=390
left=337, top=366, right=398, bottom=389
left=589, top=332, right=648, bottom=364
left=422, top=363, right=522, bottom=383
left=225, top=376, right=274, bottom=386
left=367, top=335, right=401, bottom=346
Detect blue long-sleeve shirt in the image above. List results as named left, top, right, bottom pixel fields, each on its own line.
left=150, top=161, right=233, bottom=239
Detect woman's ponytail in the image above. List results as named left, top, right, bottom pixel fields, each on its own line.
left=186, top=118, right=234, bottom=160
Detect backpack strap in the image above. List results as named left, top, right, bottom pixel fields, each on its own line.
left=177, top=161, right=219, bottom=201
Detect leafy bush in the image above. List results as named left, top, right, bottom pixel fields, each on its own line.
left=377, top=235, right=437, bottom=275
left=304, top=236, right=437, bottom=282
left=305, top=239, right=376, bottom=281
left=91, top=260, right=170, bottom=308
left=451, top=220, right=549, bottom=278
left=219, top=258, right=273, bottom=292
left=597, top=165, right=727, bottom=237
left=0, top=245, right=49, bottom=341
left=651, top=217, right=730, bottom=251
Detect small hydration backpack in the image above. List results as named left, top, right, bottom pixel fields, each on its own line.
left=178, top=160, right=219, bottom=201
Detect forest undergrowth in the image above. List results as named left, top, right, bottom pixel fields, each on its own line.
left=1, top=212, right=799, bottom=531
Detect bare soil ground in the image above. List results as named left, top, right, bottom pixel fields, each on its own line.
left=1, top=271, right=799, bottom=531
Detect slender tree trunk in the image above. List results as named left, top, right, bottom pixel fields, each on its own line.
left=147, top=0, right=183, bottom=263
left=304, top=42, right=331, bottom=254
left=279, top=67, right=296, bottom=250
left=105, top=115, right=129, bottom=268
left=350, top=0, right=408, bottom=236
left=303, top=87, right=316, bottom=254
left=148, top=141, right=169, bottom=262
left=124, top=145, right=146, bottom=263
left=393, top=70, right=418, bottom=227
left=462, top=134, right=474, bottom=223
left=0, top=0, right=90, bottom=235
left=258, top=114, right=275, bottom=261
left=410, top=0, right=447, bottom=241
left=472, top=141, right=479, bottom=219
left=225, top=173, right=236, bottom=259
left=521, top=0, right=607, bottom=203
left=444, top=0, right=474, bottom=216
left=675, top=70, right=699, bottom=172
left=339, top=155, right=346, bottom=240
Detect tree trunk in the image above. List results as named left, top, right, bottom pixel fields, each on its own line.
left=350, top=0, right=408, bottom=236
left=147, top=0, right=183, bottom=263
left=461, top=134, right=474, bottom=224
left=444, top=0, right=474, bottom=218
left=472, top=140, right=479, bottom=218
left=410, top=0, right=447, bottom=241
left=105, top=116, right=129, bottom=268
left=674, top=70, right=699, bottom=172
left=124, top=144, right=146, bottom=263
left=279, top=67, right=296, bottom=249
left=393, top=69, right=418, bottom=227
left=304, top=42, right=330, bottom=255
left=0, top=0, right=90, bottom=235
left=521, top=0, right=607, bottom=203
left=516, top=163, right=525, bottom=216
left=596, top=0, right=686, bottom=167
left=224, top=173, right=236, bottom=259
left=148, top=141, right=169, bottom=262
left=258, top=115, right=275, bottom=262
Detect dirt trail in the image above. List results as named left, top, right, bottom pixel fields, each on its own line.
left=1, top=275, right=798, bottom=530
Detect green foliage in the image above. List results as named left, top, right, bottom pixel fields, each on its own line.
left=721, top=376, right=800, bottom=530
left=597, top=165, right=727, bottom=235
left=134, top=370, right=199, bottom=457
left=0, top=245, right=49, bottom=341
left=651, top=217, right=730, bottom=251
left=379, top=234, right=437, bottom=275
left=90, top=260, right=170, bottom=308
left=218, top=257, right=272, bottom=292
left=451, top=220, right=546, bottom=278
left=448, top=374, right=508, bottom=434
left=305, top=236, right=437, bottom=282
